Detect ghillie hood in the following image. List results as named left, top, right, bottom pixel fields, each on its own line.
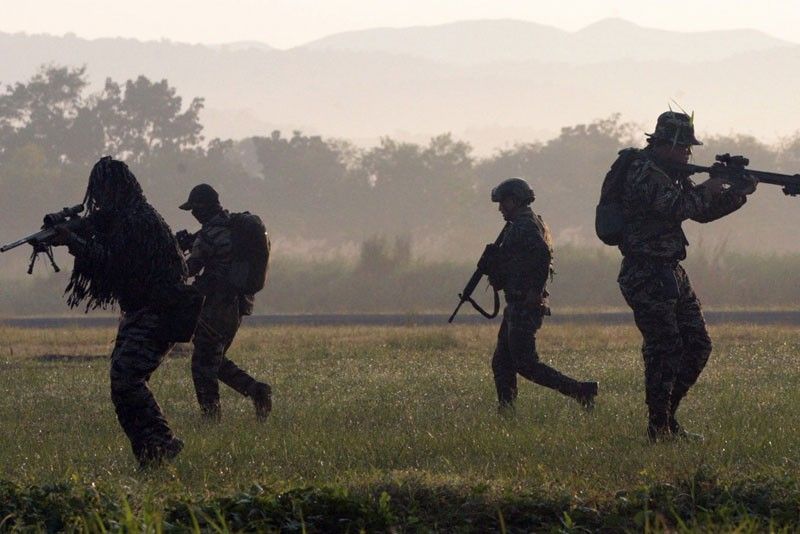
left=66, top=157, right=186, bottom=311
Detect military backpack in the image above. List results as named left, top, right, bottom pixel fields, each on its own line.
left=595, top=148, right=639, bottom=246
left=228, top=212, right=270, bottom=294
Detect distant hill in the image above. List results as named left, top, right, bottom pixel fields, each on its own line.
left=300, top=18, right=796, bottom=64
left=0, top=22, right=798, bottom=149
left=210, top=41, right=275, bottom=53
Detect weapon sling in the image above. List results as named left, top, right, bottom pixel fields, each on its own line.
left=448, top=223, right=509, bottom=323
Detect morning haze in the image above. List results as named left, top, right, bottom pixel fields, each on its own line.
left=0, top=19, right=797, bottom=145
left=2, top=15, right=800, bottom=314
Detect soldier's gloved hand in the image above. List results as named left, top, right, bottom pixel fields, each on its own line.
left=477, top=243, right=499, bottom=273
left=523, top=290, right=544, bottom=308
left=708, top=161, right=726, bottom=179
left=738, top=173, right=758, bottom=195
left=487, top=271, right=504, bottom=290
left=49, top=225, right=75, bottom=247
left=703, top=176, right=727, bottom=195
left=176, top=229, right=195, bottom=252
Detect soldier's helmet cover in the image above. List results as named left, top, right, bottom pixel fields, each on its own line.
left=491, top=177, right=535, bottom=204
left=646, top=111, right=703, bottom=146
left=180, top=183, right=220, bottom=210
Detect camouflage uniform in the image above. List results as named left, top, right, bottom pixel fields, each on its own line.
left=186, top=210, right=264, bottom=417
left=65, top=162, right=188, bottom=467
left=490, top=206, right=595, bottom=407
left=618, top=146, right=747, bottom=434
left=108, top=308, right=181, bottom=462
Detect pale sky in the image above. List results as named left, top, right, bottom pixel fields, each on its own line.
left=2, top=0, right=799, bottom=48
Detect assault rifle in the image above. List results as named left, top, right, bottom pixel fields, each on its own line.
left=0, top=204, right=87, bottom=273
left=448, top=223, right=509, bottom=323
left=682, top=153, right=800, bottom=196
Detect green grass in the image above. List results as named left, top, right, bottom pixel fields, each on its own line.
left=1, top=323, right=799, bottom=531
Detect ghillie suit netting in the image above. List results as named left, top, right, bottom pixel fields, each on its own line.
left=66, top=156, right=187, bottom=311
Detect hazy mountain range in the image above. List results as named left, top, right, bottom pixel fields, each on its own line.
left=1, top=19, right=799, bottom=149
left=302, top=18, right=795, bottom=64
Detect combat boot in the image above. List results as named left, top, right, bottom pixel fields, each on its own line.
left=497, top=402, right=516, bottom=419
left=572, top=381, right=598, bottom=410
left=200, top=402, right=221, bottom=421
left=250, top=382, right=272, bottom=421
left=138, top=437, right=184, bottom=469
left=647, top=407, right=671, bottom=443
left=669, top=418, right=705, bottom=442
left=647, top=423, right=672, bottom=443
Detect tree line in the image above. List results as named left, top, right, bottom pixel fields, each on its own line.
left=3, top=65, right=800, bottom=313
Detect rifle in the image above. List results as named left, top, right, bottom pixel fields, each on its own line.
left=682, top=153, right=800, bottom=196
left=448, top=223, right=509, bottom=323
left=0, top=204, right=87, bottom=274
left=175, top=229, right=197, bottom=253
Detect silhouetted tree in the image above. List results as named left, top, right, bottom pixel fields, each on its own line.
left=96, top=76, right=204, bottom=163
left=0, top=65, right=91, bottom=165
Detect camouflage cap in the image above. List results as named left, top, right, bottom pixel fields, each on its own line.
left=491, top=177, right=535, bottom=204
left=179, top=183, right=220, bottom=210
left=646, top=111, right=702, bottom=146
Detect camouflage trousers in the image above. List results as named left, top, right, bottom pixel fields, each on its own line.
left=191, top=294, right=258, bottom=416
left=110, top=308, right=177, bottom=462
left=492, top=302, right=583, bottom=406
left=618, top=257, right=712, bottom=427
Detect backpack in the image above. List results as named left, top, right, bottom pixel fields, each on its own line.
left=227, top=212, right=270, bottom=294
left=595, top=148, right=639, bottom=246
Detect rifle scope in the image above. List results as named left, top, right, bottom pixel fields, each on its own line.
left=715, top=153, right=749, bottom=167
left=42, top=205, right=84, bottom=227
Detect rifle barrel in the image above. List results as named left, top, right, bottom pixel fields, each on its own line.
left=685, top=163, right=800, bottom=188
left=0, top=230, right=47, bottom=253
left=1, top=217, right=84, bottom=253
left=447, top=299, right=465, bottom=323
left=749, top=170, right=800, bottom=187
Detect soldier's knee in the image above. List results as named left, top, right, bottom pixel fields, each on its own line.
left=193, top=336, right=224, bottom=357
left=192, top=347, right=223, bottom=372
left=643, top=333, right=683, bottom=358
left=689, top=332, right=712, bottom=357
left=491, top=356, right=508, bottom=376
left=110, top=358, right=146, bottom=388
left=110, top=373, right=143, bottom=405
left=191, top=362, right=218, bottom=381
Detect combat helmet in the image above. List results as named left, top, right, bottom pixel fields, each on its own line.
left=180, top=183, right=220, bottom=210
left=491, top=177, right=535, bottom=204
left=646, top=111, right=703, bottom=146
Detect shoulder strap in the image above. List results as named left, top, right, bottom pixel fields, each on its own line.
left=466, top=288, right=501, bottom=319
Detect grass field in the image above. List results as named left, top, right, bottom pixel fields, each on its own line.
left=1, top=322, right=799, bottom=531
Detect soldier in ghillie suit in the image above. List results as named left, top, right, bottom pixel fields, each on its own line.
left=482, top=178, right=598, bottom=412
left=618, top=111, right=757, bottom=441
left=53, top=157, right=192, bottom=467
left=179, top=184, right=272, bottom=420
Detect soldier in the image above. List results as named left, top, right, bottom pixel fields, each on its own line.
left=53, top=157, right=192, bottom=467
left=483, top=178, right=598, bottom=412
left=179, top=184, right=272, bottom=420
left=617, top=111, right=757, bottom=441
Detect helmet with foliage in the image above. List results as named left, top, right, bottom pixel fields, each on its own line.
left=491, top=177, right=535, bottom=204
left=646, top=111, right=703, bottom=146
